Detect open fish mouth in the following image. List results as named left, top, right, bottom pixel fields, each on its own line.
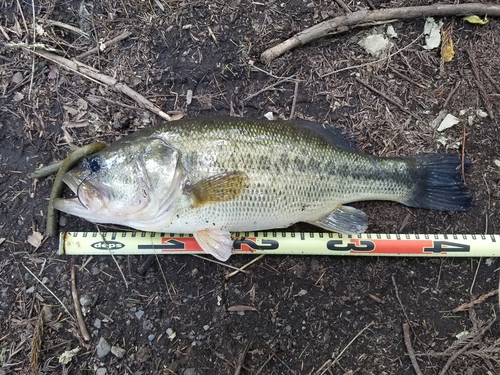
left=61, top=171, right=81, bottom=196
left=53, top=171, right=108, bottom=217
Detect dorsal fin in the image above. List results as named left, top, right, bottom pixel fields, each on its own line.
left=287, top=119, right=357, bottom=152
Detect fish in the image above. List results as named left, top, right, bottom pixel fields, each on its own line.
left=53, top=116, right=472, bottom=261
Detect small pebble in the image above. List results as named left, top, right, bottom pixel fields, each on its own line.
left=59, top=216, right=67, bottom=227
left=80, top=295, right=92, bottom=307
left=135, top=310, right=144, bottom=320
left=96, top=368, right=107, bottom=375
left=166, top=328, right=173, bottom=336
left=148, top=334, right=155, bottom=342
left=111, top=345, right=126, bottom=358
left=203, top=325, right=209, bottom=331
left=26, top=286, right=35, bottom=294
left=96, top=337, right=111, bottom=358
left=91, top=266, right=100, bottom=275
left=94, top=318, right=101, bottom=329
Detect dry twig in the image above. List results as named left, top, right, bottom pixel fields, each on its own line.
left=27, top=49, right=173, bottom=121
left=403, top=323, right=423, bottom=375
left=261, top=3, right=500, bottom=63
left=77, top=30, right=132, bottom=59
left=452, top=289, right=499, bottom=312
left=71, top=265, right=91, bottom=341
left=234, top=341, right=252, bottom=375
left=225, top=254, right=265, bottom=279
left=443, top=81, right=461, bottom=108
left=467, top=49, right=495, bottom=120
left=355, top=77, right=420, bottom=121
left=480, top=66, right=500, bottom=94
left=22, top=264, right=75, bottom=321
left=316, top=321, right=375, bottom=374
left=289, top=81, right=300, bottom=120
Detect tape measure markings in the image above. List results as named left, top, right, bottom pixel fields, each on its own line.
left=59, top=232, right=500, bottom=257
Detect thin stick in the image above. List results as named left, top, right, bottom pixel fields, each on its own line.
left=23, top=264, right=75, bottom=321
left=71, top=265, right=91, bottom=341
left=334, top=0, right=352, bottom=13
left=469, top=258, right=481, bottom=295
left=190, top=254, right=250, bottom=273
left=392, top=275, right=411, bottom=325
left=46, top=142, right=106, bottom=236
left=27, top=49, right=172, bottom=121
left=389, top=67, right=427, bottom=89
left=155, top=253, right=174, bottom=299
left=289, top=81, right=300, bottom=120
left=355, top=77, right=420, bottom=121
left=319, top=321, right=375, bottom=374
left=403, top=323, right=423, bottom=375
left=244, top=78, right=292, bottom=102
left=443, top=81, right=461, bottom=108
left=77, top=30, right=132, bottom=59
left=321, top=32, right=423, bottom=78
left=452, top=289, right=498, bottom=312
left=225, top=255, right=265, bottom=280
left=44, top=20, right=90, bottom=38
left=234, top=341, right=252, bottom=375
left=254, top=353, right=274, bottom=375
left=261, top=3, right=500, bottom=63
left=96, top=226, right=129, bottom=290
left=480, top=66, right=500, bottom=94
left=467, top=49, right=495, bottom=119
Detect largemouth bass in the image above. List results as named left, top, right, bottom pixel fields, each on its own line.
left=54, top=117, right=471, bottom=260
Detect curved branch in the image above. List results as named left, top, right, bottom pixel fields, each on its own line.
left=261, top=3, right=500, bottom=64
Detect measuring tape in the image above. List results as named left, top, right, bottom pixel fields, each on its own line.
left=59, top=232, right=500, bottom=257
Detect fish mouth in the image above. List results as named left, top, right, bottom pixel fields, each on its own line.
left=61, top=171, right=81, bottom=195
left=52, top=171, right=107, bottom=218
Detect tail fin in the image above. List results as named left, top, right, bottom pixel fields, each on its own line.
left=402, top=154, right=472, bottom=211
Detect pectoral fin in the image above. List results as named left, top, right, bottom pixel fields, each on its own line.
left=188, top=171, right=249, bottom=207
left=194, top=228, right=233, bottom=261
left=308, top=205, right=368, bottom=234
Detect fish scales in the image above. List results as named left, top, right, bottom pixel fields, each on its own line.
left=142, top=118, right=411, bottom=229
left=53, top=116, right=471, bottom=260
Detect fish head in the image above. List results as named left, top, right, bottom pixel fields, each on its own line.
left=54, top=137, right=182, bottom=229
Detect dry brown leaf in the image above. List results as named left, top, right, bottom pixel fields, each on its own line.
left=227, top=305, right=258, bottom=312
left=27, top=231, right=43, bottom=248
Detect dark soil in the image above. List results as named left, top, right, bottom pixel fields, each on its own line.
left=1, top=0, right=500, bottom=374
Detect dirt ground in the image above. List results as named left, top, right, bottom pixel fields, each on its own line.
left=1, top=0, right=500, bottom=374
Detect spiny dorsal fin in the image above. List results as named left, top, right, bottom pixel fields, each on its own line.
left=187, top=171, right=249, bottom=207
left=288, top=119, right=357, bottom=152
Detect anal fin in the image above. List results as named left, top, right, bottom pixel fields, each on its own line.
left=194, top=228, right=233, bottom=261
left=308, top=205, right=368, bottom=234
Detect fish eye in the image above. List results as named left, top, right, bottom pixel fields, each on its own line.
left=89, top=157, right=101, bottom=173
